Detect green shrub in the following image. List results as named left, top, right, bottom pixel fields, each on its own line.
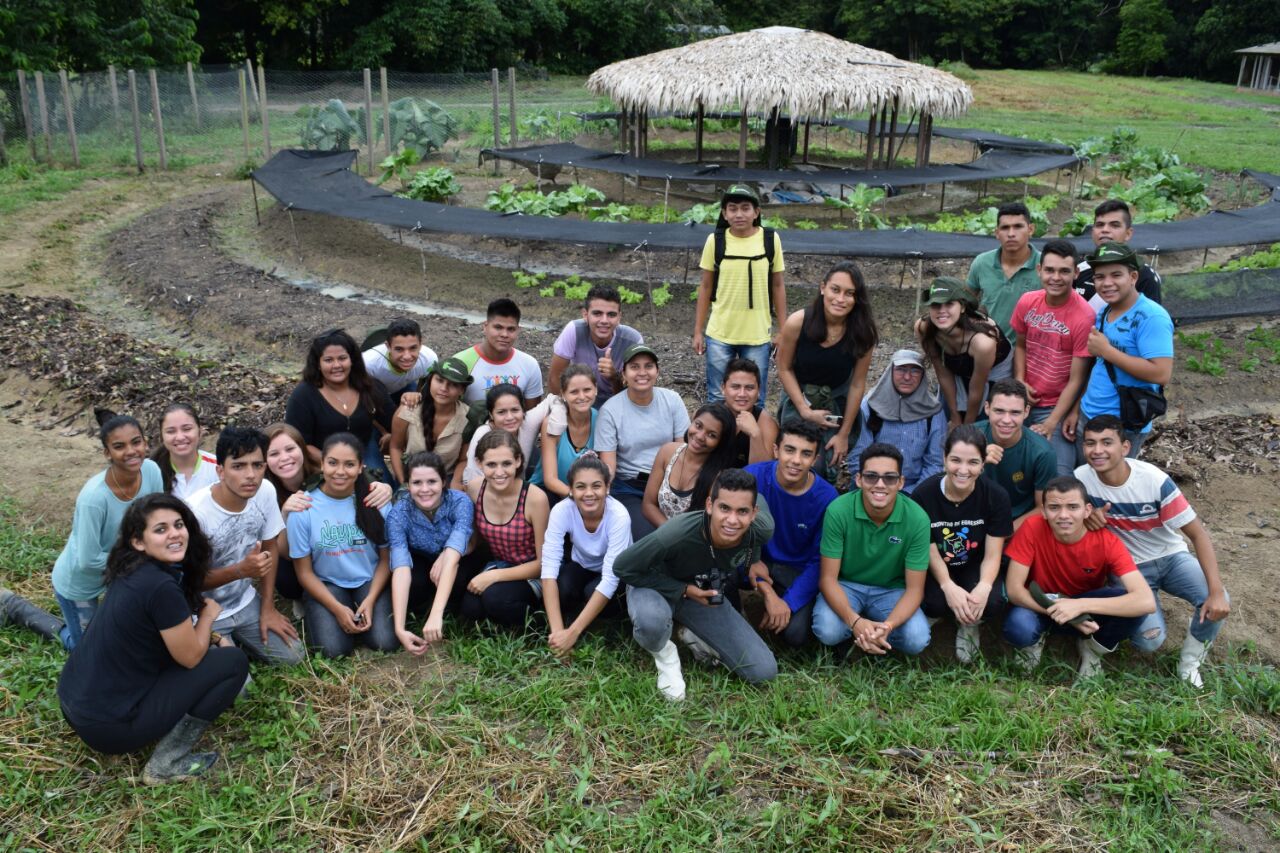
left=403, top=167, right=461, bottom=202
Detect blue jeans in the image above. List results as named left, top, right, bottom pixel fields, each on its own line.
left=627, top=585, right=777, bottom=683
left=1130, top=552, right=1228, bottom=651
left=302, top=580, right=396, bottom=658
left=212, top=594, right=306, bottom=666
left=364, top=434, right=397, bottom=489
left=812, top=580, right=931, bottom=655
left=1028, top=406, right=1080, bottom=477
left=54, top=592, right=100, bottom=651
left=705, top=337, right=769, bottom=409
left=1002, top=586, right=1138, bottom=651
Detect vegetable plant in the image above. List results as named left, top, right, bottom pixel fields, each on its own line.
left=384, top=97, right=458, bottom=157
left=403, top=167, right=461, bottom=203
left=299, top=99, right=362, bottom=151
left=377, top=147, right=419, bottom=187
left=824, top=184, right=886, bottom=230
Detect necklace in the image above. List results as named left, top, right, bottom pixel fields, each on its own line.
left=108, top=465, right=140, bottom=501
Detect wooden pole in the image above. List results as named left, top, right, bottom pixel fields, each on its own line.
left=508, top=67, right=518, bottom=150
left=618, top=109, right=629, bottom=154
left=238, top=69, right=251, bottom=159
left=695, top=101, right=704, bottom=163
left=107, top=65, right=121, bottom=132
left=34, top=71, right=52, bottom=163
left=864, top=106, right=877, bottom=170
left=1237, top=56, right=1248, bottom=88
left=186, top=61, right=201, bottom=130
left=640, top=110, right=648, bottom=158
left=245, top=58, right=259, bottom=106
left=802, top=119, right=811, bottom=164
left=257, top=65, right=271, bottom=158
left=58, top=70, right=80, bottom=167
left=737, top=111, right=748, bottom=168
left=127, top=69, right=145, bottom=173
left=362, top=68, right=375, bottom=174
left=886, top=97, right=899, bottom=167
left=16, top=70, right=37, bottom=161
left=379, top=67, right=391, bottom=156
left=490, top=67, right=501, bottom=170
left=148, top=68, right=167, bottom=170
left=876, top=104, right=890, bottom=168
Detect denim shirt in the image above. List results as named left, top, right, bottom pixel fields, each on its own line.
left=846, top=402, right=946, bottom=493
left=386, top=489, right=474, bottom=570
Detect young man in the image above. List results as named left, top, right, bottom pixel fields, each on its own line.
left=978, top=379, right=1057, bottom=530
left=1002, top=476, right=1155, bottom=681
left=812, top=443, right=932, bottom=657
left=744, top=419, right=839, bottom=647
left=362, top=318, right=438, bottom=409
left=450, top=298, right=543, bottom=408
left=1011, top=239, right=1094, bottom=475
left=1074, top=200, right=1163, bottom=310
left=548, top=284, right=643, bottom=408
left=720, top=357, right=770, bottom=467
left=615, top=469, right=778, bottom=700
left=965, top=201, right=1042, bottom=344
left=1077, top=415, right=1229, bottom=687
left=1063, top=242, right=1174, bottom=459
left=847, top=349, right=946, bottom=493
left=188, top=426, right=305, bottom=666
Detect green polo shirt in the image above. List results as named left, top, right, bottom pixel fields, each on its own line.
left=965, top=246, right=1041, bottom=344
left=819, top=491, right=931, bottom=589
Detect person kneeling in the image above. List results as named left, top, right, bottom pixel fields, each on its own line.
left=1002, top=476, right=1155, bottom=682
left=58, top=494, right=249, bottom=784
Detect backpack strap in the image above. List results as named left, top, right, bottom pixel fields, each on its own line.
left=710, top=227, right=775, bottom=310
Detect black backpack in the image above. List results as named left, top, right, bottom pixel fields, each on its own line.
left=711, top=227, right=777, bottom=310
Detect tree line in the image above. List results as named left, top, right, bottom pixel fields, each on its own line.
left=1, top=0, right=1275, bottom=81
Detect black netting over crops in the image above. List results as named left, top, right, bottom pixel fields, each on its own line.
left=1162, top=268, right=1280, bottom=324
left=1245, top=169, right=1280, bottom=201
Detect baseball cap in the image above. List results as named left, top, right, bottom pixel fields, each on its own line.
left=1087, top=241, right=1140, bottom=271
left=430, top=356, right=473, bottom=386
left=621, top=343, right=659, bottom=366
left=721, top=184, right=760, bottom=205
left=889, top=349, right=926, bottom=370
left=923, top=277, right=978, bottom=308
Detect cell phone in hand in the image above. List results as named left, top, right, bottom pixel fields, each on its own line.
left=353, top=611, right=366, bottom=625
left=824, top=414, right=843, bottom=427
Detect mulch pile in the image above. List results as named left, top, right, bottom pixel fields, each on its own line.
left=1146, top=414, right=1280, bottom=482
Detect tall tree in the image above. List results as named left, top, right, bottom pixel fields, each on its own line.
left=1111, top=0, right=1175, bottom=75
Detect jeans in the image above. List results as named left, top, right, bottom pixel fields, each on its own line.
left=758, top=562, right=816, bottom=648
left=705, top=337, right=769, bottom=410
left=611, top=476, right=655, bottom=542
left=812, top=580, right=931, bottom=655
left=54, top=591, right=100, bottom=651
left=302, top=580, right=396, bottom=658
left=274, top=554, right=304, bottom=600
left=627, top=585, right=777, bottom=683
left=1028, top=406, right=1080, bottom=477
left=63, top=646, right=248, bottom=755
left=213, top=594, right=306, bottom=666
left=1129, top=552, right=1228, bottom=651
left=363, top=434, right=397, bottom=489
left=1002, top=586, right=1139, bottom=651
left=1075, top=420, right=1149, bottom=461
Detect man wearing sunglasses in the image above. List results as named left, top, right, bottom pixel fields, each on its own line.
left=812, top=443, right=932, bottom=657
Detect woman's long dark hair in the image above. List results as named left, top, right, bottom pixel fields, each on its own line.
left=416, top=373, right=466, bottom=452
left=302, top=328, right=385, bottom=420
left=149, top=402, right=201, bottom=495
left=802, top=262, right=879, bottom=360
left=321, top=432, right=387, bottom=546
left=104, top=493, right=212, bottom=614
left=917, top=298, right=1000, bottom=360
left=687, top=402, right=738, bottom=512
left=402, top=451, right=450, bottom=502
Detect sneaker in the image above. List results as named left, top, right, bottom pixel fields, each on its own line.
left=956, top=623, right=981, bottom=664
left=1076, top=636, right=1109, bottom=682
left=1177, top=629, right=1209, bottom=689
left=676, top=626, right=720, bottom=665
left=1015, top=637, right=1044, bottom=674
left=652, top=640, right=685, bottom=701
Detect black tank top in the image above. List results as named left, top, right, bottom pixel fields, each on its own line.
left=792, top=309, right=857, bottom=388
left=941, top=324, right=1011, bottom=383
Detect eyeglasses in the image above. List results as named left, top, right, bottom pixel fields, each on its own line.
left=860, top=472, right=902, bottom=485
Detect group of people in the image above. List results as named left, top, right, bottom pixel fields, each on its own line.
left=0, top=187, right=1228, bottom=784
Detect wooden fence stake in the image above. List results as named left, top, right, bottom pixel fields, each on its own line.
left=238, top=69, right=251, bottom=159
left=34, top=71, right=52, bottom=163
left=58, top=70, right=80, bottom=167
left=148, top=68, right=167, bottom=170
left=362, top=68, right=375, bottom=174
left=379, top=67, right=391, bottom=156
left=107, top=65, right=121, bottom=132
left=127, top=69, right=145, bottom=173
left=737, top=112, right=748, bottom=168
left=490, top=67, right=501, bottom=172
left=257, top=65, right=271, bottom=158
left=16, top=70, right=37, bottom=161
left=508, top=67, right=518, bottom=151
left=186, top=62, right=201, bottom=129
left=245, top=58, right=259, bottom=106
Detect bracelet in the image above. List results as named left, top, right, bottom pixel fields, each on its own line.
left=850, top=616, right=862, bottom=632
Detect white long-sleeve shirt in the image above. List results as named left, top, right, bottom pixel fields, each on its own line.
left=540, top=496, right=631, bottom=600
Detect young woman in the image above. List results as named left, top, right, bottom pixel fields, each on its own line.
left=387, top=452, right=474, bottom=653
left=388, top=356, right=473, bottom=487
left=57, top=493, right=249, bottom=785
left=461, top=430, right=550, bottom=629
left=541, top=453, right=631, bottom=656
left=540, top=364, right=598, bottom=500
left=775, top=261, right=878, bottom=478
left=908, top=424, right=1014, bottom=663
left=263, top=423, right=391, bottom=602
left=460, top=383, right=560, bottom=488
left=284, top=328, right=393, bottom=479
left=151, top=404, right=218, bottom=502
left=51, top=412, right=164, bottom=648
left=915, top=278, right=1013, bottom=427
left=641, top=402, right=737, bottom=528
left=286, top=432, right=397, bottom=657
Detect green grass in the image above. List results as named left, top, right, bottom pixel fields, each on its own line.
left=1, top=502, right=1277, bottom=850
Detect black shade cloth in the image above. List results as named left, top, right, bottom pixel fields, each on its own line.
left=1244, top=169, right=1280, bottom=201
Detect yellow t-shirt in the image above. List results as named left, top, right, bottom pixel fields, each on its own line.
left=699, top=229, right=785, bottom=346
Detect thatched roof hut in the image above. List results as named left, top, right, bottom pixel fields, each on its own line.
left=587, top=26, right=973, bottom=169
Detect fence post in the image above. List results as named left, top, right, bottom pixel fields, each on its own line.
left=147, top=69, right=168, bottom=170
left=246, top=58, right=259, bottom=106
left=127, top=69, right=145, bottom=173
left=58, top=70, right=80, bottom=167
left=238, top=70, right=251, bottom=159
left=379, top=67, right=391, bottom=157
left=490, top=68, right=501, bottom=172
left=0, top=114, right=6, bottom=166
left=16, top=71, right=37, bottom=161
left=507, top=66, right=517, bottom=151
left=107, top=65, right=121, bottom=132
left=362, top=68, right=375, bottom=174
left=34, top=71, right=52, bottom=163
left=186, top=61, right=201, bottom=130
left=257, top=65, right=271, bottom=158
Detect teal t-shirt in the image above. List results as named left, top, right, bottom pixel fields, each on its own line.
left=819, top=491, right=931, bottom=589
left=977, top=421, right=1056, bottom=518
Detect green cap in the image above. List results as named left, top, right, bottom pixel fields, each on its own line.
left=923, top=276, right=978, bottom=308
left=721, top=184, right=760, bottom=205
left=430, top=356, right=473, bottom=386
left=621, top=343, right=659, bottom=366
left=1087, top=241, right=1140, bottom=271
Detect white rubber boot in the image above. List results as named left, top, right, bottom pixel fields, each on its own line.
left=1177, top=629, right=1209, bottom=689
left=652, top=640, right=686, bottom=702
left=1076, top=636, right=1111, bottom=682
left=1015, top=637, right=1044, bottom=674
left=676, top=625, right=720, bottom=665
left=955, top=622, right=981, bottom=664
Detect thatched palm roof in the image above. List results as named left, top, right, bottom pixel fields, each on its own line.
left=587, top=26, right=973, bottom=121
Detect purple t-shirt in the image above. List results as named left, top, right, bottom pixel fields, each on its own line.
left=552, top=320, right=643, bottom=406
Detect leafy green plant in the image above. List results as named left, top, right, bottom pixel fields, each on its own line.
left=485, top=183, right=606, bottom=217
left=761, top=215, right=789, bottom=230
left=377, top=147, right=419, bottom=187
left=512, top=270, right=547, bottom=289
left=679, top=203, right=719, bottom=225
left=299, top=99, right=362, bottom=151
left=617, top=285, right=644, bottom=305
left=1206, top=244, right=1280, bottom=272
left=403, top=166, right=461, bottom=202
left=587, top=203, right=632, bottom=222
left=824, top=184, right=887, bottom=230
left=651, top=282, right=673, bottom=308
left=1187, top=351, right=1226, bottom=376
left=384, top=97, right=458, bottom=157
left=793, top=219, right=821, bottom=230
left=1060, top=211, right=1093, bottom=237
left=1245, top=325, right=1280, bottom=363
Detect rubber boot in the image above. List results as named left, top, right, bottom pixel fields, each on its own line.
left=1014, top=637, right=1044, bottom=674
left=676, top=625, right=719, bottom=665
left=0, top=588, right=66, bottom=642
left=1075, top=636, right=1111, bottom=683
left=652, top=640, right=686, bottom=702
left=1177, top=627, right=1209, bottom=689
left=143, top=714, right=219, bottom=785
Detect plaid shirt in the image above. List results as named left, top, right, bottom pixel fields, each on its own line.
left=475, top=481, right=536, bottom=564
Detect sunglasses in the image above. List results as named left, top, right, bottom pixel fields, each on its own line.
left=860, top=472, right=902, bottom=485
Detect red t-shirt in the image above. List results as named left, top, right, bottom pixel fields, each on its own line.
left=1005, top=515, right=1136, bottom=597
left=1009, top=290, right=1093, bottom=408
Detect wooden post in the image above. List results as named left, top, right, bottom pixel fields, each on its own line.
left=107, top=65, right=121, bottom=132
left=886, top=98, right=899, bottom=167
left=16, top=71, right=36, bottom=161
left=186, top=61, right=201, bottom=130
left=362, top=68, right=375, bottom=174
left=618, top=109, right=629, bottom=154
left=802, top=119, right=811, bottom=164
left=864, top=106, right=878, bottom=170
left=876, top=104, right=890, bottom=167
left=490, top=67, right=501, bottom=170
left=245, top=58, right=259, bottom=106
left=1237, top=55, right=1248, bottom=88
left=58, top=70, right=80, bottom=167
left=737, top=111, right=748, bottom=169
left=640, top=110, right=647, bottom=157
left=915, top=111, right=928, bottom=166
left=127, top=69, right=145, bottom=173
left=508, top=67, right=518, bottom=150
left=34, top=71, right=52, bottom=162
left=148, top=68, right=167, bottom=170
left=694, top=101, right=704, bottom=163
left=238, top=69, right=251, bottom=159
left=258, top=65, right=271, bottom=158
left=379, top=67, right=391, bottom=156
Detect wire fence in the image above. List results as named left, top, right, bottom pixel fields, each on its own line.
left=0, top=64, right=612, bottom=174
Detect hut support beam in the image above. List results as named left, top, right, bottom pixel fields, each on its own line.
left=695, top=101, right=704, bottom=163
left=886, top=98, right=900, bottom=167
left=802, top=120, right=811, bottom=164
left=738, top=112, right=748, bottom=169
left=864, top=108, right=878, bottom=170
left=876, top=104, right=890, bottom=169
left=1237, top=56, right=1248, bottom=87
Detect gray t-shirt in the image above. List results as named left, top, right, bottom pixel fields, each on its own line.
left=596, top=388, right=690, bottom=480
left=552, top=320, right=643, bottom=405
left=188, top=481, right=285, bottom=623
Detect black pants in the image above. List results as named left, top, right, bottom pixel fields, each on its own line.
left=760, top=562, right=816, bottom=648
left=63, top=646, right=248, bottom=755
left=552, top=556, right=623, bottom=625
left=921, top=561, right=1008, bottom=622
left=275, top=554, right=304, bottom=601
left=458, top=551, right=541, bottom=630
left=404, top=549, right=467, bottom=615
